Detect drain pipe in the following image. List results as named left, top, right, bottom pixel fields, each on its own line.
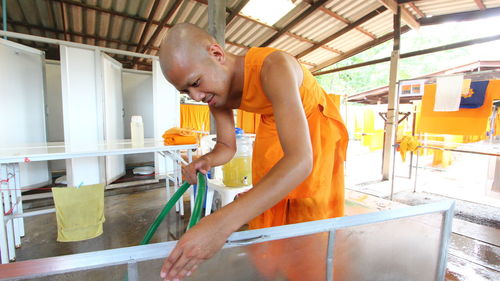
left=2, top=0, right=6, bottom=39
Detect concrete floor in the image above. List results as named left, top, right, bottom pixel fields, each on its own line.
left=7, top=184, right=500, bottom=281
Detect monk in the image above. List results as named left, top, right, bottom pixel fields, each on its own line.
left=158, top=23, right=348, bottom=281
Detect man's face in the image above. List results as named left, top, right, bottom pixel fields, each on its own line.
left=166, top=56, right=230, bottom=108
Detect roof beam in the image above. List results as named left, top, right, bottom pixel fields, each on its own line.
left=377, top=0, right=420, bottom=29
left=52, top=0, right=158, bottom=25
left=310, top=25, right=411, bottom=73
left=135, top=0, right=162, bottom=54
left=407, top=2, right=425, bottom=18
left=319, top=6, right=376, bottom=39
left=7, top=20, right=139, bottom=48
left=297, top=6, right=387, bottom=59
left=314, top=29, right=500, bottom=76
left=226, top=0, right=250, bottom=25
left=59, top=0, right=69, bottom=41
left=474, top=0, right=486, bottom=10
left=260, top=0, right=329, bottom=47
left=418, top=7, right=500, bottom=25
left=139, top=0, right=182, bottom=54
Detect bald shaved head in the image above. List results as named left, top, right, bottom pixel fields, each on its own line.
left=159, top=23, right=217, bottom=78
left=158, top=23, right=243, bottom=109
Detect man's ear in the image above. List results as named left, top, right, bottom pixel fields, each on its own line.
left=208, top=43, right=225, bottom=64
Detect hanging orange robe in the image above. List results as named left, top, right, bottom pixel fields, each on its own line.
left=238, top=47, right=348, bottom=229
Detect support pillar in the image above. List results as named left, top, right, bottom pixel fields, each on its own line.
left=382, top=5, right=401, bottom=180
left=208, top=0, right=226, bottom=134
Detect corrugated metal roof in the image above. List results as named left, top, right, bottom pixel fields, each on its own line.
left=1, top=0, right=499, bottom=72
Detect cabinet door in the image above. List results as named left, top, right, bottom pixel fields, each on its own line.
left=60, top=46, right=103, bottom=186
left=153, top=59, right=180, bottom=177
left=102, top=53, right=125, bottom=184
left=0, top=39, right=50, bottom=188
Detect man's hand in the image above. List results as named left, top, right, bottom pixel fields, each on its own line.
left=182, top=156, right=211, bottom=184
left=160, top=214, right=231, bottom=281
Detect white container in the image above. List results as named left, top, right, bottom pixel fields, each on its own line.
left=130, top=115, right=144, bottom=147
left=222, top=128, right=253, bottom=187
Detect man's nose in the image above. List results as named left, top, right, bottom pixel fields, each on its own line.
left=190, top=90, right=205, bottom=102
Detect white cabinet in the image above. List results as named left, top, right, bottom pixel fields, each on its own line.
left=0, top=39, right=50, bottom=188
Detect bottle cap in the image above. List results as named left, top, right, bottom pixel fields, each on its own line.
left=235, top=127, right=244, bottom=135
left=131, top=116, right=143, bottom=123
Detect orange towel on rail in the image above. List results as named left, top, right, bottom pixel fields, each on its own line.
left=239, top=47, right=348, bottom=230
left=162, top=127, right=197, bottom=145
left=163, top=135, right=197, bottom=145
left=418, top=80, right=500, bottom=136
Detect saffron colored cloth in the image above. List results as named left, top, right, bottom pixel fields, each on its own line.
left=162, top=127, right=196, bottom=137
left=236, top=109, right=261, bottom=134
left=52, top=184, right=105, bottom=242
left=239, top=47, right=348, bottom=230
left=398, top=136, right=420, bottom=162
left=180, top=104, right=210, bottom=133
left=418, top=80, right=500, bottom=136
left=163, top=135, right=197, bottom=145
left=460, top=80, right=489, bottom=109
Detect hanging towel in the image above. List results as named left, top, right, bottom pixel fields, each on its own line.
left=52, top=184, right=105, bottom=242
left=460, top=80, right=489, bottom=109
left=418, top=80, right=500, bottom=136
left=434, top=74, right=464, bottom=112
left=398, top=136, right=420, bottom=162
left=461, top=79, right=472, bottom=97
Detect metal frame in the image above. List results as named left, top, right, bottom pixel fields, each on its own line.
left=0, top=200, right=455, bottom=280
left=0, top=30, right=156, bottom=60
left=389, top=70, right=500, bottom=198
left=0, top=140, right=197, bottom=263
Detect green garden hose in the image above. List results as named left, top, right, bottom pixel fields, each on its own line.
left=139, top=180, right=191, bottom=245
left=140, top=172, right=207, bottom=245
left=187, top=173, right=207, bottom=230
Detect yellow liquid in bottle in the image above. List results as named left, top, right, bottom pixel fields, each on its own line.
left=222, top=156, right=252, bottom=187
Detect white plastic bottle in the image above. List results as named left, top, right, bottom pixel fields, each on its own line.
left=130, top=115, right=144, bottom=147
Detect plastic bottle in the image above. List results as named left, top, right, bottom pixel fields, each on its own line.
left=222, top=128, right=253, bottom=187
left=131, top=115, right=144, bottom=147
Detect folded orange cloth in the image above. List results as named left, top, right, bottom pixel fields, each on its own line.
left=163, top=135, right=197, bottom=145
left=162, top=127, right=195, bottom=138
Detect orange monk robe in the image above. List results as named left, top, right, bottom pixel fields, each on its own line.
left=238, top=47, right=348, bottom=229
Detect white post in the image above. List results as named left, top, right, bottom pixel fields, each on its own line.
left=382, top=5, right=401, bottom=180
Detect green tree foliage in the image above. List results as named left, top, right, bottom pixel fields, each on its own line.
left=315, top=17, right=500, bottom=96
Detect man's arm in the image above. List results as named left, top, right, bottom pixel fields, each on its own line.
left=211, top=50, right=313, bottom=232
left=204, top=107, right=237, bottom=166
left=161, top=51, right=313, bottom=281
left=182, top=107, right=236, bottom=184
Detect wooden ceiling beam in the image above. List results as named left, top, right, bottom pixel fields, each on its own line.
left=260, top=0, right=329, bottom=47
left=407, top=2, right=425, bottom=18
left=51, top=0, right=159, bottom=25
left=135, top=0, right=162, bottom=54
left=226, top=0, right=250, bottom=25
left=7, top=20, right=139, bottom=48
left=377, top=0, right=420, bottom=29
left=297, top=6, right=387, bottom=59
left=310, top=25, right=411, bottom=73
left=139, top=0, right=182, bottom=54
left=474, top=0, right=486, bottom=10
left=418, top=7, right=500, bottom=25
left=59, top=1, right=69, bottom=41
left=319, top=6, right=376, bottom=39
